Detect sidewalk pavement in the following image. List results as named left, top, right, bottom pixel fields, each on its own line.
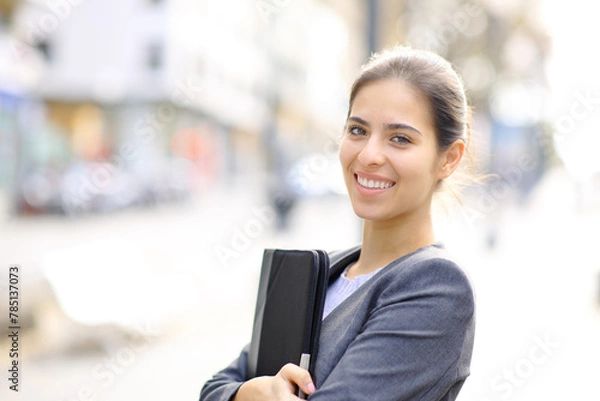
left=1, top=168, right=599, bottom=401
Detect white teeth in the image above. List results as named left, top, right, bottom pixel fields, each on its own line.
left=357, top=175, right=394, bottom=189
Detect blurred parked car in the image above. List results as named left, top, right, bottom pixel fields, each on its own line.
left=16, top=158, right=195, bottom=216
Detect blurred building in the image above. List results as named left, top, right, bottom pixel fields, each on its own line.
left=1, top=0, right=366, bottom=216
left=3, top=0, right=559, bottom=221
left=0, top=0, right=40, bottom=216
left=395, top=0, right=552, bottom=190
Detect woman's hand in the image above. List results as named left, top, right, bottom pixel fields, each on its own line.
left=233, top=363, right=316, bottom=401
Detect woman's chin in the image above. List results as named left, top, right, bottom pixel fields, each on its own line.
left=351, top=206, right=388, bottom=222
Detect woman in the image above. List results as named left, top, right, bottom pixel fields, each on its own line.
left=200, top=46, right=475, bottom=401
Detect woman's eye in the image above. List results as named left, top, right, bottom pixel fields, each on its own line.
left=348, top=126, right=367, bottom=136
left=391, top=135, right=411, bottom=145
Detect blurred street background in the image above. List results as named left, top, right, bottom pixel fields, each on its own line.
left=0, top=0, right=599, bottom=400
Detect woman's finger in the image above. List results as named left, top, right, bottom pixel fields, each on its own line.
left=277, top=363, right=316, bottom=395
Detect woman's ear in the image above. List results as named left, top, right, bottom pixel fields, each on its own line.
left=438, top=140, right=465, bottom=180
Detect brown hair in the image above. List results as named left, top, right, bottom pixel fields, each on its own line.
left=348, top=46, right=480, bottom=196
left=348, top=46, right=471, bottom=152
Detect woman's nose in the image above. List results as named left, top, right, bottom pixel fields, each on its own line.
left=357, top=135, right=386, bottom=167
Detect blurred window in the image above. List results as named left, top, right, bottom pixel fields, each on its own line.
left=146, top=42, right=163, bottom=71
left=35, top=40, right=52, bottom=62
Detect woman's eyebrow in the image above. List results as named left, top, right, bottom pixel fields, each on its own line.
left=347, top=116, right=422, bottom=136
left=384, top=123, right=422, bottom=136
left=347, top=116, right=371, bottom=127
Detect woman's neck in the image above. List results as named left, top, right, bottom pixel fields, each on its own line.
left=348, top=209, right=436, bottom=279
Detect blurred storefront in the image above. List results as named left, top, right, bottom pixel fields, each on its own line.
left=1, top=0, right=44, bottom=215
left=4, top=0, right=219, bottom=215
left=0, top=89, right=21, bottom=215
left=1, top=0, right=367, bottom=217
left=2, top=0, right=563, bottom=220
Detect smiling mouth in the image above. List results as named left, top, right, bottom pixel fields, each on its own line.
left=355, top=174, right=396, bottom=189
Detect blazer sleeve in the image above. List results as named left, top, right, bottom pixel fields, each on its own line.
left=199, top=344, right=249, bottom=401
left=309, top=258, right=475, bottom=401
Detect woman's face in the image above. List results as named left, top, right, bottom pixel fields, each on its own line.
left=339, top=79, right=446, bottom=224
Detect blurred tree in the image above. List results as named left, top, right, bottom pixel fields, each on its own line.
left=374, top=0, right=553, bottom=246
left=0, top=0, right=18, bottom=18
left=390, top=1, right=551, bottom=183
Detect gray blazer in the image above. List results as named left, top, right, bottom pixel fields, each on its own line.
left=200, top=244, right=475, bottom=401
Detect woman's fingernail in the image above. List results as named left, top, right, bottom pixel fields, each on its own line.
left=307, top=383, right=316, bottom=393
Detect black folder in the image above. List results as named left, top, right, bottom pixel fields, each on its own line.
left=247, top=249, right=329, bottom=380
